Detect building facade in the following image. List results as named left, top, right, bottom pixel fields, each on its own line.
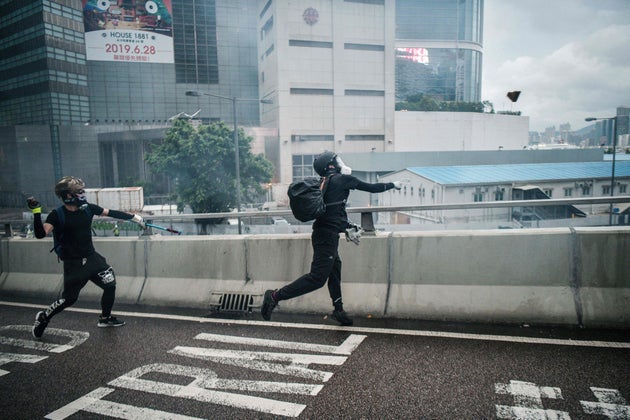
left=1, top=0, right=486, bottom=208
left=378, top=161, right=630, bottom=227
left=0, top=0, right=262, bottom=207
left=258, top=0, right=485, bottom=188
left=395, top=0, right=483, bottom=103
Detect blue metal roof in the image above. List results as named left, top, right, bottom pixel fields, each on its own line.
left=407, top=161, right=630, bottom=185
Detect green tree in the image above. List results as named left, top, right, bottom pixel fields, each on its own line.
left=145, top=119, right=274, bottom=217
left=395, top=93, right=488, bottom=113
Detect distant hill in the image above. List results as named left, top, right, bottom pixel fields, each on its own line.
left=574, top=124, right=595, bottom=135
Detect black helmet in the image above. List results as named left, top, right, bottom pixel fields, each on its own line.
left=313, top=151, right=337, bottom=176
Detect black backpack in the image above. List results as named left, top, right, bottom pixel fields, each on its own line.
left=51, top=205, right=92, bottom=260
left=288, top=175, right=345, bottom=222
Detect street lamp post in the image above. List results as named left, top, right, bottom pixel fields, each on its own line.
left=186, top=90, right=271, bottom=234
left=585, top=115, right=618, bottom=225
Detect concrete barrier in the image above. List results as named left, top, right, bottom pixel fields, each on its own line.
left=1, top=227, right=628, bottom=327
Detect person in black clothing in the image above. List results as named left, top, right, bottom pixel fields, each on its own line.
left=261, top=151, right=401, bottom=325
left=28, top=176, right=147, bottom=338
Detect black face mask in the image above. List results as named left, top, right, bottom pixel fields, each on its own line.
left=63, top=190, right=87, bottom=206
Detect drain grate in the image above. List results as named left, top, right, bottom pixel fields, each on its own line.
left=209, top=292, right=261, bottom=313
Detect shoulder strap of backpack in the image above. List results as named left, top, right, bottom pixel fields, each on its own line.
left=50, top=206, right=65, bottom=258
left=56, top=205, right=65, bottom=226
left=321, top=174, right=346, bottom=207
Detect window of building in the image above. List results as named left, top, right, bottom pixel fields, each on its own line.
left=564, top=188, right=573, bottom=197
left=395, top=47, right=481, bottom=103
left=292, top=154, right=318, bottom=181
left=261, top=16, right=274, bottom=39
left=396, top=0, right=482, bottom=43
left=543, top=188, right=553, bottom=198
left=619, top=184, right=628, bottom=193
left=260, top=0, right=272, bottom=18
left=291, top=134, right=334, bottom=142
left=289, top=40, right=333, bottom=48
left=345, top=134, right=385, bottom=141
left=494, top=189, right=504, bottom=201
left=582, top=186, right=591, bottom=196
left=473, top=187, right=483, bottom=202
left=344, top=43, right=384, bottom=51
left=602, top=185, right=611, bottom=195
left=290, top=88, right=334, bottom=95
left=345, top=90, right=385, bottom=96
left=173, top=0, right=219, bottom=84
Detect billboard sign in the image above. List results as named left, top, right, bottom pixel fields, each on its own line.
left=82, top=0, right=174, bottom=63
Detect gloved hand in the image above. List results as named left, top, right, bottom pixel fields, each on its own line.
left=131, top=214, right=146, bottom=229
left=26, top=197, right=42, bottom=214
left=345, top=223, right=364, bottom=245
left=393, top=181, right=402, bottom=190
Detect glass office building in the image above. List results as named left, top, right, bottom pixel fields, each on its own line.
left=395, top=0, right=483, bottom=102
left=0, top=0, right=90, bottom=126
left=0, top=0, right=258, bottom=126
left=0, top=0, right=260, bottom=204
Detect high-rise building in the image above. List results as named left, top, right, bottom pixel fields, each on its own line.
left=0, top=0, right=260, bottom=206
left=0, top=0, right=485, bottom=207
left=259, top=0, right=484, bottom=186
left=395, top=0, right=483, bottom=103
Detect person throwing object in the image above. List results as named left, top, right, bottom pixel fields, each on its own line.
left=261, top=151, right=401, bottom=325
left=28, top=176, right=147, bottom=338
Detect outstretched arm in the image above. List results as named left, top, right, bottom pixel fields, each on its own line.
left=354, top=180, right=402, bottom=193
left=101, top=208, right=147, bottom=229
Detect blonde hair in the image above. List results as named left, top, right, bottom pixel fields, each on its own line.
left=54, top=176, right=85, bottom=199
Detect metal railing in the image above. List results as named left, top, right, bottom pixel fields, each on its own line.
left=3, top=196, right=629, bottom=237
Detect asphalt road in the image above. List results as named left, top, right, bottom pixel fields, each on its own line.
left=1, top=299, right=629, bottom=419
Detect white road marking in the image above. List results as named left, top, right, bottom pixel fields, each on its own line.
left=496, top=380, right=564, bottom=408
left=45, top=387, right=204, bottom=420
left=2, top=301, right=627, bottom=349
left=0, top=352, right=48, bottom=376
left=0, top=325, right=89, bottom=353
left=495, top=405, right=572, bottom=419
left=171, top=346, right=347, bottom=365
left=194, top=332, right=366, bottom=355
left=169, top=346, right=338, bottom=382
left=581, top=387, right=630, bottom=418
left=495, top=380, right=570, bottom=419
left=110, top=363, right=322, bottom=396
left=108, top=363, right=307, bottom=417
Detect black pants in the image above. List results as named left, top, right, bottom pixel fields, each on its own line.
left=276, top=228, right=342, bottom=307
left=43, top=252, right=117, bottom=320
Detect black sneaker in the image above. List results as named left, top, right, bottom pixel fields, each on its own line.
left=331, top=309, right=353, bottom=326
left=97, top=316, right=125, bottom=328
left=261, top=289, right=277, bottom=321
left=32, top=311, right=49, bottom=338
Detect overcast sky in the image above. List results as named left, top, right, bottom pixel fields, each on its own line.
left=482, top=0, right=630, bottom=132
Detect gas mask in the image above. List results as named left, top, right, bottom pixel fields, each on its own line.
left=335, top=156, right=352, bottom=175
left=55, top=176, right=87, bottom=207
left=63, top=189, right=87, bottom=207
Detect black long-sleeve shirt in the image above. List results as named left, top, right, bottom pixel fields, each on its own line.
left=45, top=203, right=104, bottom=259
left=313, top=173, right=395, bottom=233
